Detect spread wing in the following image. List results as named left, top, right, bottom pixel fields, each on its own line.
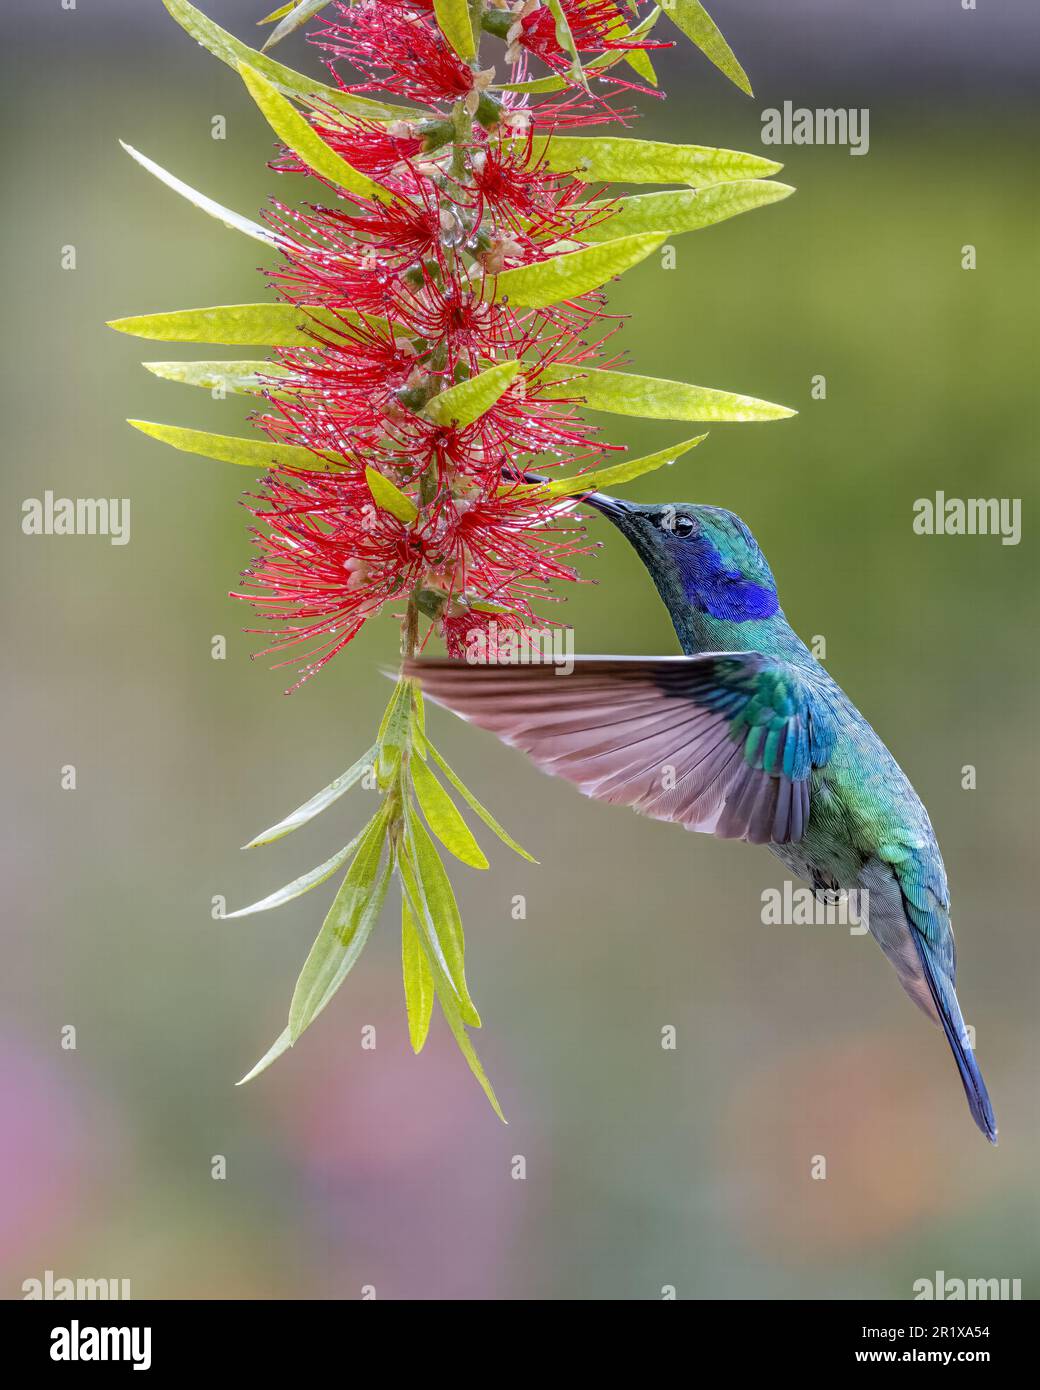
left=405, top=654, right=834, bottom=845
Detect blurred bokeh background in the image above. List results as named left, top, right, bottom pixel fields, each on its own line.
left=2, top=0, right=1037, bottom=1299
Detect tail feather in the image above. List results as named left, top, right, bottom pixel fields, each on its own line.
left=912, top=935, right=997, bottom=1144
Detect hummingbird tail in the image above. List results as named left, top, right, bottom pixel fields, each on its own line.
left=913, top=939, right=998, bottom=1145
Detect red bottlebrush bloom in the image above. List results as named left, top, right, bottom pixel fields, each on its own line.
left=203, top=0, right=676, bottom=686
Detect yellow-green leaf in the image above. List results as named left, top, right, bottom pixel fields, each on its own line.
left=261, top=0, right=329, bottom=52
left=526, top=434, right=708, bottom=499
left=403, top=801, right=480, bottom=1027
left=411, top=755, right=488, bottom=870
left=538, top=367, right=796, bottom=423
left=108, top=302, right=380, bottom=345
left=583, top=180, right=794, bottom=241
left=433, top=0, right=475, bottom=60
left=397, top=855, right=505, bottom=1121
left=663, top=0, right=752, bottom=98
left=129, top=420, right=345, bottom=473
left=546, top=0, right=587, bottom=89
left=288, top=804, right=392, bottom=1042
left=522, top=134, right=781, bottom=184
left=162, top=0, right=413, bottom=121
left=243, top=744, right=377, bottom=848
left=238, top=63, right=391, bottom=202
left=143, top=359, right=292, bottom=396
left=424, top=361, right=523, bottom=428
left=225, top=830, right=367, bottom=918
left=421, top=735, right=537, bottom=863
left=120, top=141, right=280, bottom=247
left=365, top=466, right=418, bottom=524
left=493, top=233, right=666, bottom=310
left=402, top=897, right=435, bottom=1053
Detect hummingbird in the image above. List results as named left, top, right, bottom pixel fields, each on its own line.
left=406, top=490, right=997, bottom=1143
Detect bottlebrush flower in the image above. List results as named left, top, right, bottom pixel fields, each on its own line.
left=115, top=0, right=792, bottom=1113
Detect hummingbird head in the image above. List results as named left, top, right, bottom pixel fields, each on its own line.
left=585, top=492, right=780, bottom=623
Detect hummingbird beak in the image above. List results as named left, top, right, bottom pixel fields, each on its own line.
left=582, top=491, right=635, bottom=526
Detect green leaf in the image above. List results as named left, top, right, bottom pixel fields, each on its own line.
left=523, top=434, right=708, bottom=499
left=288, top=803, right=393, bottom=1042
left=538, top=366, right=796, bottom=423
left=397, top=856, right=505, bottom=1122
left=107, top=302, right=378, bottom=345
left=545, top=0, right=588, bottom=89
left=120, top=141, right=280, bottom=247
left=238, top=63, right=391, bottom=202
left=225, top=829, right=367, bottom=918
left=366, top=466, right=418, bottom=524
left=261, top=0, right=329, bottom=52
left=128, top=419, right=346, bottom=473
left=494, top=7, right=661, bottom=92
left=161, top=0, right=413, bottom=121
left=662, top=0, right=752, bottom=98
left=258, top=4, right=294, bottom=24
left=493, top=233, right=666, bottom=310
left=423, top=361, right=523, bottom=429
left=420, top=736, right=538, bottom=863
left=244, top=744, right=377, bottom=847
left=401, top=897, right=435, bottom=1054
left=522, top=134, right=781, bottom=185
left=403, top=800, right=481, bottom=1027
left=433, top=0, right=475, bottom=60
left=582, top=180, right=794, bottom=241
left=411, top=755, right=489, bottom=870
left=142, top=359, right=292, bottom=396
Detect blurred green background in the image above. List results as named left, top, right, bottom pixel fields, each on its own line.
left=2, top=1, right=1037, bottom=1299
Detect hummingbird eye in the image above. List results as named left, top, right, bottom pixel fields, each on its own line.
left=671, top=515, right=696, bottom=537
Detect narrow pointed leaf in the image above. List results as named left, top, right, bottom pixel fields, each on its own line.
left=524, top=434, right=708, bottom=499
left=538, top=366, right=796, bottom=423
left=419, top=735, right=537, bottom=863
left=162, top=0, right=413, bottom=120
left=258, top=4, right=294, bottom=24
left=143, top=359, right=292, bottom=396
left=288, top=804, right=392, bottom=1042
left=225, top=830, right=367, bottom=918
left=239, top=63, right=391, bottom=202
left=583, top=180, right=794, bottom=241
left=411, top=755, right=489, bottom=870
left=424, top=361, right=522, bottom=429
left=546, top=0, right=588, bottom=89
left=401, top=898, right=435, bottom=1053
left=663, top=0, right=752, bottom=97
left=521, top=134, right=781, bottom=184
left=398, top=857, right=505, bottom=1122
left=108, top=302, right=377, bottom=346
left=433, top=0, right=475, bottom=60
left=244, top=744, right=377, bottom=847
left=366, top=466, right=418, bottom=524
left=493, top=233, right=666, bottom=310
left=403, top=800, right=480, bottom=1027
left=120, top=141, right=281, bottom=247
left=129, top=420, right=346, bottom=473
left=237, top=1025, right=295, bottom=1085
left=261, top=0, right=329, bottom=51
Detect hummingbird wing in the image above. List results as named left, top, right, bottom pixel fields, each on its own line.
left=405, top=654, right=834, bottom=845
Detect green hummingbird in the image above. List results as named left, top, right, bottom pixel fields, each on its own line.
left=406, top=490, right=997, bottom=1143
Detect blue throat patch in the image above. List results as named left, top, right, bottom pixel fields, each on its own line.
left=675, top=540, right=779, bottom=622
